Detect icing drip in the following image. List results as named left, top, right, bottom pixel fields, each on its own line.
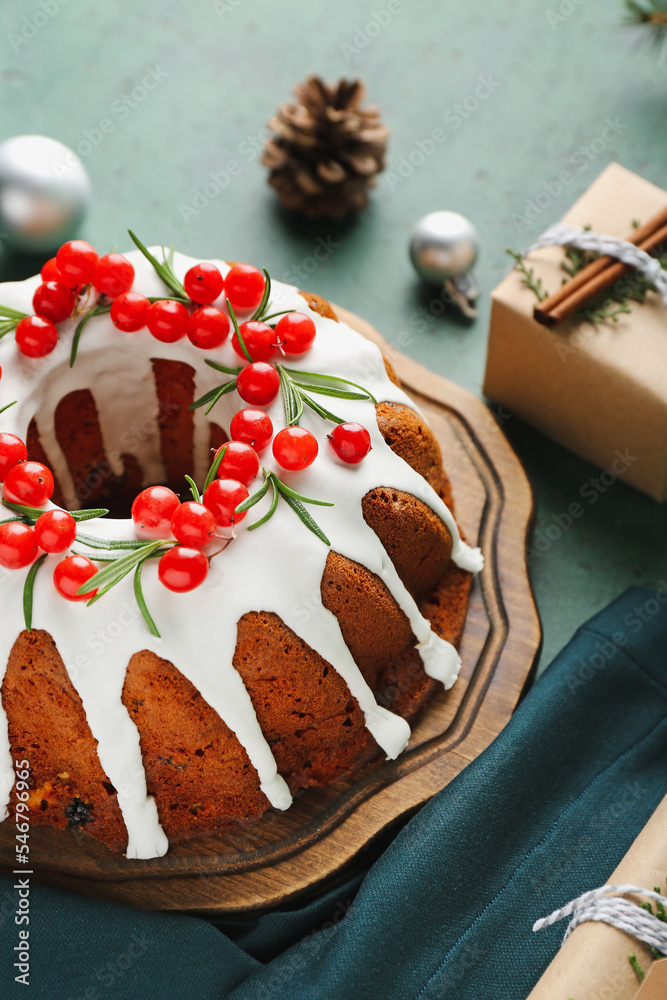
left=0, top=251, right=483, bottom=854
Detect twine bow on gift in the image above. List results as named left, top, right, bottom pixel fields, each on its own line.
left=516, top=204, right=667, bottom=327
left=533, top=883, right=667, bottom=954
left=528, top=225, right=667, bottom=308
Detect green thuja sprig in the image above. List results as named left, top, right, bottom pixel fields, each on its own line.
left=625, top=0, right=667, bottom=50
left=506, top=249, right=549, bottom=302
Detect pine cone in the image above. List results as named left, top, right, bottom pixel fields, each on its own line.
left=262, top=76, right=389, bottom=219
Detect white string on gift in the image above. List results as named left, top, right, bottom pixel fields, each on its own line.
left=533, top=883, right=667, bottom=954
left=525, top=223, right=667, bottom=306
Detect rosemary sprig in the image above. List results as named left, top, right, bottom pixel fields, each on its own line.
left=190, top=360, right=242, bottom=413
left=185, top=475, right=201, bottom=502
left=70, top=302, right=112, bottom=367
left=1, top=502, right=109, bottom=524
left=249, top=268, right=272, bottom=322
left=276, top=364, right=376, bottom=427
left=75, top=532, right=149, bottom=550
left=236, top=468, right=333, bottom=544
left=128, top=230, right=187, bottom=300
left=134, top=560, right=161, bottom=637
left=0, top=400, right=17, bottom=415
left=202, top=445, right=226, bottom=493
left=0, top=305, right=28, bottom=341
left=81, top=539, right=170, bottom=604
left=23, top=553, right=47, bottom=631
left=506, top=248, right=549, bottom=302
left=228, top=300, right=252, bottom=362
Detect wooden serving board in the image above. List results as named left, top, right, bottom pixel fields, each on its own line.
left=0, top=308, right=541, bottom=914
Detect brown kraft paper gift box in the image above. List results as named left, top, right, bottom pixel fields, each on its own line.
left=483, top=162, right=667, bottom=501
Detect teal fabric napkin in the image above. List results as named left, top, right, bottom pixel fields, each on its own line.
left=1, top=585, right=666, bottom=999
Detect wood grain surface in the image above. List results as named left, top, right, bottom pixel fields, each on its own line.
left=0, top=307, right=541, bottom=914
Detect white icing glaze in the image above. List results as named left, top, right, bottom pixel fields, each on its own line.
left=0, top=250, right=483, bottom=855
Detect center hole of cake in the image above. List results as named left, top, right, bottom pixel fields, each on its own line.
left=33, top=365, right=227, bottom=519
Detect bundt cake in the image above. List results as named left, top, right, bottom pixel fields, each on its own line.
left=0, top=237, right=483, bottom=859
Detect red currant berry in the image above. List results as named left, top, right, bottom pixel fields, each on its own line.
left=224, top=264, right=265, bottom=311
left=183, top=262, right=224, bottom=305
left=15, top=315, right=58, bottom=358
left=203, top=478, right=248, bottom=527
left=186, top=306, right=230, bottom=349
left=0, top=433, right=28, bottom=482
left=146, top=300, right=189, bottom=343
left=56, top=240, right=98, bottom=287
left=53, top=554, right=98, bottom=601
left=328, top=422, right=372, bottom=464
left=40, top=257, right=62, bottom=283
left=32, top=282, right=75, bottom=323
left=236, top=362, right=279, bottom=405
left=146, top=299, right=190, bottom=344
left=232, top=321, right=275, bottom=362
left=4, top=460, right=54, bottom=506
left=274, top=312, right=316, bottom=355
left=171, top=501, right=216, bottom=548
left=0, top=522, right=38, bottom=569
left=110, top=292, right=149, bottom=332
left=215, top=441, right=260, bottom=484
left=131, top=485, right=180, bottom=538
left=93, top=253, right=135, bottom=297
left=158, top=546, right=208, bottom=592
left=272, top=427, right=318, bottom=471
left=34, top=509, right=77, bottom=553
left=230, top=409, right=273, bottom=453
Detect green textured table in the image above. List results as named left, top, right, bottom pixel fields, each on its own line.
left=0, top=0, right=665, bottom=673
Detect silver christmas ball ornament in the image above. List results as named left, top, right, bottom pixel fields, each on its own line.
left=409, top=210, right=480, bottom=318
left=0, top=135, right=91, bottom=253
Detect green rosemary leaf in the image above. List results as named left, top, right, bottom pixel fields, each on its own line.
left=0, top=516, right=24, bottom=526
left=71, top=550, right=122, bottom=562
left=202, top=444, right=226, bottom=493
left=75, top=532, right=149, bottom=550
left=292, top=382, right=370, bottom=401
left=261, top=309, right=293, bottom=323
left=204, top=359, right=242, bottom=376
left=247, top=476, right=279, bottom=530
left=277, top=366, right=303, bottom=426
left=84, top=540, right=166, bottom=603
left=250, top=268, right=271, bottom=322
left=234, top=475, right=270, bottom=513
left=279, top=492, right=331, bottom=545
left=273, top=478, right=334, bottom=507
left=184, top=475, right=201, bottom=503
left=1, top=501, right=47, bottom=521
left=0, top=305, right=27, bottom=320
left=282, top=368, right=378, bottom=404
left=70, top=303, right=111, bottom=368
left=70, top=508, right=109, bottom=522
left=0, top=400, right=17, bottom=414
left=301, top=392, right=345, bottom=424
left=0, top=320, right=18, bottom=340
left=23, top=553, right=47, bottom=631
left=134, top=560, right=161, bottom=637
left=128, top=230, right=187, bottom=299
left=227, top=301, right=252, bottom=362
left=190, top=380, right=237, bottom=413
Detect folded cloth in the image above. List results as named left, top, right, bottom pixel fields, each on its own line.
left=1, top=586, right=666, bottom=1000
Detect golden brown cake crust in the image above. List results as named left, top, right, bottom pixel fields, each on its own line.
left=0, top=286, right=474, bottom=855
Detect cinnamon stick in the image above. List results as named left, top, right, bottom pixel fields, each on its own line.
left=533, top=204, right=667, bottom=328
